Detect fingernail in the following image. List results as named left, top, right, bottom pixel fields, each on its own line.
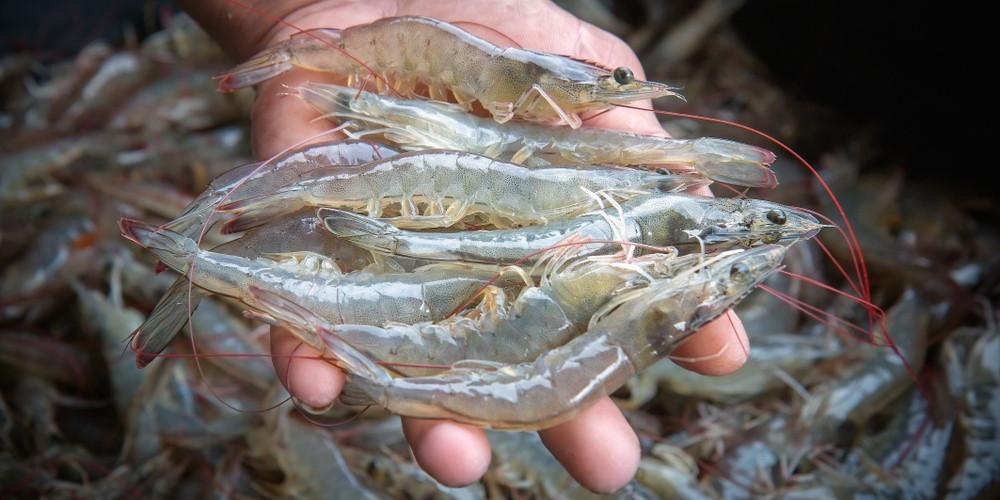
left=292, top=396, right=335, bottom=415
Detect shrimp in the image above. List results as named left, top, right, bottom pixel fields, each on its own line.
left=622, top=333, right=839, bottom=408
left=249, top=407, right=381, bottom=500
left=216, top=16, right=680, bottom=128
left=321, top=192, right=822, bottom=265
left=943, top=329, right=999, bottom=499
left=218, top=149, right=708, bottom=232
left=165, top=139, right=399, bottom=239
left=259, top=245, right=786, bottom=430
left=298, top=82, right=778, bottom=188
left=119, top=219, right=516, bottom=336
left=259, top=251, right=705, bottom=374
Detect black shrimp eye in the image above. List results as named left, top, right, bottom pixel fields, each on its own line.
left=730, top=262, right=750, bottom=277
left=613, top=67, right=634, bottom=85
left=766, top=209, right=787, bottom=225
left=655, top=167, right=670, bottom=175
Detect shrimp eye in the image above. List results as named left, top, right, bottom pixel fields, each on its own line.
left=613, top=67, right=634, bottom=85
left=730, top=262, right=750, bottom=278
left=655, top=167, right=670, bottom=175
left=766, top=209, right=787, bottom=225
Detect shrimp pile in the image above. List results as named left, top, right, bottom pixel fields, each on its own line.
left=3, top=7, right=997, bottom=500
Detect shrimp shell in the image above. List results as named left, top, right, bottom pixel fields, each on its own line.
left=299, top=82, right=778, bottom=188
left=217, top=16, right=680, bottom=128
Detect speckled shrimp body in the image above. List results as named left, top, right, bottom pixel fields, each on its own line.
left=298, top=82, right=778, bottom=188
left=216, top=149, right=707, bottom=232
left=119, top=220, right=510, bottom=335
left=217, top=16, right=681, bottom=128
left=321, top=192, right=823, bottom=265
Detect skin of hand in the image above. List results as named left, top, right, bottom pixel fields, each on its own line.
left=180, top=0, right=751, bottom=492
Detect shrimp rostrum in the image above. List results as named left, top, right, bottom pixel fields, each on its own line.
left=217, top=16, right=680, bottom=128
left=252, top=245, right=787, bottom=430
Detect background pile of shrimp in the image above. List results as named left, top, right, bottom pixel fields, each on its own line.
left=1, top=4, right=997, bottom=499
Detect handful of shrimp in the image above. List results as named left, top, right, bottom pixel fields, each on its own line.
left=123, top=15, right=825, bottom=433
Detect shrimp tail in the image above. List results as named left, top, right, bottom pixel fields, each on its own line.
left=338, top=376, right=383, bottom=407
left=247, top=286, right=390, bottom=386
left=319, top=208, right=400, bottom=255
left=215, top=47, right=294, bottom=91
left=691, top=138, right=779, bottom=188
left=215, top=28, right=343, bottom=91
left=118, top=218, right=197, bottom=273
left=696, top=161, right=779, bottom=189
left=218, top=192, right=306, bottom=234
left=131, top=279, right=206, bottom=368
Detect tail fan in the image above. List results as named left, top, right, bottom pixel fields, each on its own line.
left=215, top=28, right=343, bottom=91
left=119, top=219, right=198, bottom=273
left=216, top=190, right=306, bottom=234
left=246, top=286, right=389, bottom=385
left=319, top=208, right=401, bottom=255
left=132, top=278, right=206, bottom=368
left=215, top=48, right=294, bottom=92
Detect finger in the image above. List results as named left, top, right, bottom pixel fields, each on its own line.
left=670, top=309, right=750, bottom=376
left=539, top=397, right=640, bottom=493
left=269, top=326, right=345, bottom=410
left=401, top=417, right=492, bottom=487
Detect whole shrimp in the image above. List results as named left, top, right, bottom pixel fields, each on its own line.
left=216, top=16, right=680, bottom=128
left=298, top=82, right=778, bottom=188
left=119, top=219, right=516, bottom=334
left=217, top=149, right=707, bottom=232
left=252, top=245, right=787, bottom=430
left=321, top=192, right=822, bottom=265
left=260, top=251, right=708, bottom=374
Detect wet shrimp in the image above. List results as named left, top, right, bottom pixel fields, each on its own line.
left=217, top=16, right=680, bottom=128
left=299, top=82, right=777, bottom=188
left=218, top=149, right=708, bottom=232
left=258, top=252, right=708, bottom=374
left=321, top=192, right=822, bottom=266
left=256, top=245, right=787, bottom=430
left=119, top=219, right=516, bottom=335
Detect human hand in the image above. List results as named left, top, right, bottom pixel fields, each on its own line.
left=182, top=0, right=750, bottom=492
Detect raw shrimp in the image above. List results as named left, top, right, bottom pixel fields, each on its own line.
left=259, top=245, right=787, bottom=430
left=218, top=149, right=708, bottom=232
left=299, top=82, right=778, bottom=188
left=248, top=408, right=381, bottom=500
left=217, top=16, right=680, bottom=128
left=322, top=192, right=822, bottom=265
left=943, top=329, right=999, bottom=499
left=165, top=139, right=399, bottom=239
left=622, top=333, right=838, bottom=407
left=799, top=289, right=929, bottom=437
left=261, top=252, right=704, bottom=374
left=120, top=219, right=516, bottom=336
